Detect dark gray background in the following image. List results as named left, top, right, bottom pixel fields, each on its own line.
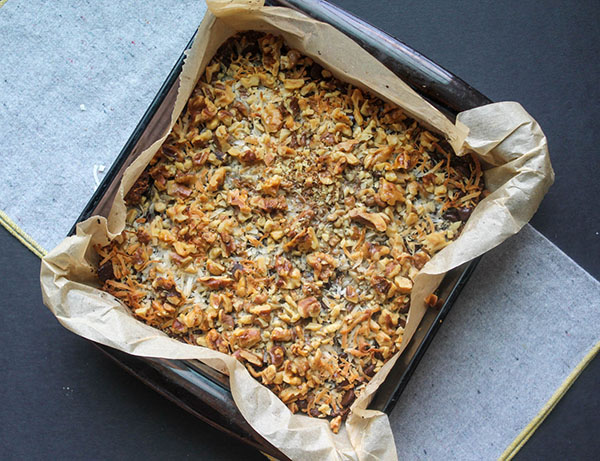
left=1, top=0, right=598, bottom=459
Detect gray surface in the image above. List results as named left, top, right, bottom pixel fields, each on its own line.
left=390, top=225, right=600, bottom=460
left=1, top=1, right=599, bottom=459
left=0, top=0, right=205, bottom=250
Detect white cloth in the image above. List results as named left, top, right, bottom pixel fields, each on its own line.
left=389, top=225, right=599, bottom=460
left=0, top=0, right=206, bottom=249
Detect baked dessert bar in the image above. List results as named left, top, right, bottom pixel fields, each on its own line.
left=95, top=32, right=484, bottom=433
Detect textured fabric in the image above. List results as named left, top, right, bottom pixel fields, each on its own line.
left=0, top=0, right=206, bottom=249
left=389, top=225, right=600, bottom=460
left=1, top=1, right=599, bottom=460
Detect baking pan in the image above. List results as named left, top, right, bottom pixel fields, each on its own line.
left=69, top=0, right=491, bottom=457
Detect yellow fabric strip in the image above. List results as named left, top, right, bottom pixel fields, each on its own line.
left=0, top=209, right=47, bottom=258
left=0, top=208, right=597, bottom=459
left=0, top=0, right=9, bottom=9
left=500, top=340, right=600, bottom=460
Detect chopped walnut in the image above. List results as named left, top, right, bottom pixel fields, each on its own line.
left=330, top=415, right=342, bottom=433
left=412, top=251, right=431, bottom=270
left=424, top=232, right=448, bottom=252
left=297, top=296, right=321, bottom=318
left=394, top=276, right=413, bottom=294
left=424, top=293, right=439, bottom=307
left=306, top=252, right=337, bottom=281
left=198, top=276, right=234, bottom=290
left=260, top=175, right=283, bottom=196
left=206, top=259, right=225, bottom=276
left=207, top=167, right=227, bottom=191
left=227, top=188, right=251, bottom=214
left=284, top=227, right=318, bottom=252
left=262, top=103, right=283, bottom=133
left=255, top=196, right=287, bottom=213
left=96, top=31, right=484, bottom=429
left=349, top=208, right=388, bottom=232
left=236, top=349, right=263, bottom=367
left=206, top=329, right=229, bottom=354
left=271, top=327, right=293, bottom=342
left=377, top=179, right=404, bottom=206
left=234, top=328, right=262, bottom=348
left=268, top=345, right=286, bottom=367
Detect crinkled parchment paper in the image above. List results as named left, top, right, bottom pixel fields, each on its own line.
left=40, top=1, right=554, bottom=460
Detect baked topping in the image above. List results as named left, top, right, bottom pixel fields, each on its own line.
left=95, top=32, right=484, bottom=432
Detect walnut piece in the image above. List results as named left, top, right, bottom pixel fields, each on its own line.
left=349, top=208, right=388, bottom=232
left=297, top=296, right=321, bottom=318
left=207, top=167, right=227, bottom=191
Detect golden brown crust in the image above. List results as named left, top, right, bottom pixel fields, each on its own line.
left=95, top=32, right=484, bottom=433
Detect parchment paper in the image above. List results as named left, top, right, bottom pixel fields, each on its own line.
left=40, top=1, right=554, bottom=460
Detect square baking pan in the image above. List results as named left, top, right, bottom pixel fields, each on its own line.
left=69, top=0, right=491, bottom=458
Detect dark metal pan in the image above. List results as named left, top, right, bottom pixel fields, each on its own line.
left=70, top=1, right=491, bottom=458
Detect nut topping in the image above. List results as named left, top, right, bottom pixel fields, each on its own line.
left=96, top=31, right=484, bottom=428
left=349, top=208, right=388, bottom=232
left=297, top=296, right=321, bottom=318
